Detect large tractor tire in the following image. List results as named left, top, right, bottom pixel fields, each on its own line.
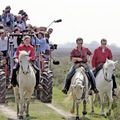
left=36, top=61, right=53, bottom=103
left=40, top=70, right=53, bottom=103
left=0, top=69, right=6, bottom=103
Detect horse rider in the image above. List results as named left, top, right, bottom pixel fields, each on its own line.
left=9, top=35, right=40, bottom=89
left=92, top=38, right=117, bottom=96
left=62, top=37, right=99, bottom=95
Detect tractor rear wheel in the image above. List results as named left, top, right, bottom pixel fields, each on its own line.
left=36, top=61, right=53, bottom=103
left=0, top=69, right=6, bottom=103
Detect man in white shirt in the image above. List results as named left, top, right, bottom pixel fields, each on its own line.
left=0, top=29, right=8, bottom=56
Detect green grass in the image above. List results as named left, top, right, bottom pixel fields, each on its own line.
left=7, top=98, right=65, bottom=120
left=0, top=112, right=7, bottom=120
left=0, top=56, right=120, bottom=120
left=0, top=87, right=119, bottom=120
left=53, top=87, right=116, bottom=120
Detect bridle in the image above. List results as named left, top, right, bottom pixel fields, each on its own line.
left=102, top=65, right=112, bottom=82
left=20, top=60, right=30, bottom=75
left=21, top=65, right=30, bottom=74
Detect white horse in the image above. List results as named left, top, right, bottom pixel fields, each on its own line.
left=90, top=59, right=117, bottom=116
left=68, top=66, right=89, bottom=120
left=13, top=50, right=36, bottom=119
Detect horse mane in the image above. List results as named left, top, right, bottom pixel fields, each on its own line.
left=76, top=66, right=85, bottom=73
left=75, top=67, right=87, bottom=78
left=71, top=66, right=87, bottom=88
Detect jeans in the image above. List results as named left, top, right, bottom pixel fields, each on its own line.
left=63, top=63, right=97, bottom=91
left=63, top=65, right=76, bottom=91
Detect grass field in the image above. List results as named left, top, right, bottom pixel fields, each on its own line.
left=0, top=113, right=7, bottom=120
left=6, top=96, right=66, bottom=120
left=53, top=87, right=117, bottom=120
left=1, top=86, right=118, bottom=120
left=0, top=54, right=120, bottom=120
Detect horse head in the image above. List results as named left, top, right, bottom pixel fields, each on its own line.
left=71, top=67, right=86, bottom=100
left=103, top=58, right=118, bottom=82
left=19, top=50, right=30, bottom=74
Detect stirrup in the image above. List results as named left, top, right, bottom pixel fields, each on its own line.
left=93, top=88, right=99, bottom=94
left=88, top=90, right=92, bottom=95
left=112, top=90, right=117, bottom=96
left=62, top=88, right=68, bottom=94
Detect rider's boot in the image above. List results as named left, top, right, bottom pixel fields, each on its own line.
left=112, top=74, right=117, bottom=96
left=10, top=63, right=19, bottom=87
left=112, top=89, right=117, bottom=96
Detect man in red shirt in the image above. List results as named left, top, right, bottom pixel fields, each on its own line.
left=10, top=35, right=40, bottom=89
left=62, top=37, right=99, bottom=94
left=92, top=39, right=112, bottom=68
left=92, top=39, right=117, bottom=96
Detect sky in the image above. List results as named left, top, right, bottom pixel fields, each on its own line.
left=1, top=0, right=120, bottom=47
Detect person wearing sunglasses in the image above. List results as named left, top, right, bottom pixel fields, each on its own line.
left=92, top=38, right=117, bottom=96
left=62, top=37, right=99, bottom=95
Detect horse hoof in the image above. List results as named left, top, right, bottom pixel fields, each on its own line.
left=106, top=111, right=111, bottom=116
left=70, top=109, right=74, bottom=114
left=100, top=113, right=106, bottom=117
left=82, top=111, right=87, bottom=115
left=90, top=110, right=94, bottom=113
left=76, top=116, right=80, bottom=120
left=26, top=114, right=30, bottom=117
left=18, top=115, right=24, bottom=119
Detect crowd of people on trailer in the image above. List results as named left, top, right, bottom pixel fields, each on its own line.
left=0, top=5, right=54, bottom=58
left=0, top=5, right=55, bottom=89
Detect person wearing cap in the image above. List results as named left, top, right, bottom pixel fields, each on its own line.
left=62, top=37, right=99, bottom=95
left=10, top=35, right=40, bottom=89
left=92, top=38, right=117, bottom=96
left=18, top=10, right=29, bottom=25
left=1, top=5, right=15, bottom=29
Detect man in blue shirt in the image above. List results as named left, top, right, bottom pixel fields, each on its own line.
left=32, top=31, right=47, bottom=53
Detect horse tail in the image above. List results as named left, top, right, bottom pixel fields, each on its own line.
left=64, top=92, right=73, bottom=103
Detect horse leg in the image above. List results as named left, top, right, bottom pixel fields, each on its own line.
left=26, top=100, right=30, bottom=117
left=99, top=93, right=106, bottom=116
left=25, top=90, right=33, bottom=117
left=82, top=99, right=87, bottom=117
left=76, top=102, right=80, bottom=120
left=19, top=89, right=24, bottom=119
left=70, top=100, right=75, bottom=113
left=26, top=96, right=31, bottom=117
left=13, top=87, right=20, bottom=117
left=17, top=103, right=19, bottom=117
left=106, top=91, right=113, bottom=116
left=90, top=93, right=94, bottom=113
